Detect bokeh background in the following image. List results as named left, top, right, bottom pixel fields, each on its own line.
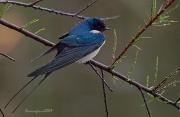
left=0, top=0, right=180, bottom=117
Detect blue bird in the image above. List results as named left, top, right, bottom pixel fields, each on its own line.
left=28, top=18, right=109, bottom=78
left=5, top=18, right=109, bottom=111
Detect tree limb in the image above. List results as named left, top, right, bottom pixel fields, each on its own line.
left=0, top=52, right=15, bottom=61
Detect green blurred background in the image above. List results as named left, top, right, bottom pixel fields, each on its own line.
left=0, top=0, right=180, bottom=117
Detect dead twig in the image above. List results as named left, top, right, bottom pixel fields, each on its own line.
left=0, top=52, right=15, bottom=61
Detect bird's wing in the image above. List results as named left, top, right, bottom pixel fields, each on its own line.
left=31, top=32, right=104, bottom=62
left=31, top=33, right=69, bottom=62
left=28, top=43, right=102, bottom=77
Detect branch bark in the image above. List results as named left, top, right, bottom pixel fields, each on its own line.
left=0, top=52, right=15, bottom=61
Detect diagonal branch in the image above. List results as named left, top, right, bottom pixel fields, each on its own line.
left=0, top=0, right=118, bottom=21
left=100, top=69, right=109, bottom=117
left=28, top=0, right=44, bottom=6
left=0, top=18, right=180, bottom=111
left=0, top=108, right=5, bottom=117
left=88, top=62, right=113, bottom=92
left=73, top=0, right=98, bottom=16
left=0, top=52, right=15, bottom=61
left=111, top=0, right=175, bottom=66
left=138, top=87, right=152, bottom=117
left=0, top=0, right=87, bottom=19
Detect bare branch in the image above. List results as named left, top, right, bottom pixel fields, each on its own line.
left=0, top=52, right=15, bottom=61
left=100, top=69, right=109, bottom=117
left=88, top=62, right=113, bottom=92
left=175, top=97, right=180, bottom=104
left=0, top=108, right=5, bottom=117
left=0, top=0, right=87, bottom=19
left=0, top=19, right=54, bottom=47
left=28, top=0, right=44, bottom=6
left=73, top=0, right=98, bottom=16
left=0, top=18, right=180, bottom=111
left=0, top=0, right=118, bottom=20
left=138, top=88, right=152, bottom=117
left=111, top=0, right=175, bottom=66
left=152, top=67, right=180, bottom=93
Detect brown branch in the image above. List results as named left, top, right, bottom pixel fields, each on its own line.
left=0, top=0, right=87, bottom=19
left=0, top=17, right=180, bottom=111
left=28, top=0, right=44, bottom=6
left=0, top=52, right=15, bottom=61
left=0, top=0, right=118, bottom=20
left=111, top=0, right=175, bottom=66
left=0, top=108, right=5, bottom=117
left=88, top=61, right=113, bottom=92
left=73, top=0, right=98, bottom=16
left=152, top=67, right=180, bottom=93
left=138, top=88, right=152, bottom=117
left=100, top=69, right=109, bottom=117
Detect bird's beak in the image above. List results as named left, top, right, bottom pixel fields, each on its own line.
left=105, top=27, right=110, bottom=31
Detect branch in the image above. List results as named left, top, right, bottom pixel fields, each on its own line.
left=0, top=18, right=180, bottom=111
left=100, top=69, right=109, bottom=117
left=138, top=88, right=152, bottom=117
left=73, top=0, right=98, bottom=16
left=0, top=0, right=87, bottom=19
left=0, top=52, right=15, bottom=61
left=88, top=62, right=113, bottom=92
left=111, top=0, right=175, bottom=66
left=0, top=0, right=118, bottom=21
left=28, top=0, right=44, bottom=6
left=0, top=108, right=5, bottom=117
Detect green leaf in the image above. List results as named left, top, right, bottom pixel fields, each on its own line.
left=127, top=50, right=140, bottom=78
left=153, top=56, right=159, bottom=83
left=112, top=29, right=118, bottom=60
left=23, top=19, right=39, bottom=28
left=146, top=75, right=150, bottom=87
left=153, top=4, right=179, bottom=27
left=35, top=28, right=46, bottom=34
left=151, top=0, right=157, bottom=17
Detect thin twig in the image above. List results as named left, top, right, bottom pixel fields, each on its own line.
left=111, top=0, right=175, bottom=66
left=0, top=52, right=15, bottom=61
left=0, top=18, right=180, bottom=110
left=28, top=0, right=44, bottom=6
left=100, top=69, right=109, bottom=117
left=0, top=0, right=118, bottom=20
left=138, top=87, right=152, bottom=117
left=152, top=67, right=180, bottom=93
left=73, top=0, right=98, bottom=16
left=175, top=97, right=180, bottom=104
left=88, top=62, right=113, bottom=92
left=0, top=0, right=87, bottom=19
left=0, top=108, right=5, bottom=117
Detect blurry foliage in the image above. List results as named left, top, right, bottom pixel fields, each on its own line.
left=0, top=4, right=12, bottom=17
left=152, top=0, right=179, bottom=26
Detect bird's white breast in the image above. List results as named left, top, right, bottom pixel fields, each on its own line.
left=77, top=41, right=105, bottom=63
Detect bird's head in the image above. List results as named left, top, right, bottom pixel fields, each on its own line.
left=69, top=18, right=109, bottom=35
left=87, top=18, right=109, bottom=32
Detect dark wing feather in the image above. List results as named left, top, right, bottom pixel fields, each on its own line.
left=28, top=44, right=100, bottom=77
